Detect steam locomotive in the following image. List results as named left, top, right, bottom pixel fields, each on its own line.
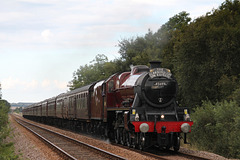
left=23, top=61, right=193, bottom=151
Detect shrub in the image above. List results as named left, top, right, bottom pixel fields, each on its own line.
left=189, top=100, right=240, bottom=158
left=0, top=100, right=18, bottom=160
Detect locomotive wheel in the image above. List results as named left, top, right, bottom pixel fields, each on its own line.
left=131, top=133, right=137, bottom=149
left=121, top=129, right=129, bottom=146
left=126, top=132, right=131, bottom=147
left=86, top=123, right=90, bottom=133
left=132, top=140, right=136, bottom=149
left=138, top=133, right=145, bottom=151
left=114, top=128, right=120, bottom=144
left=165, top=146, right=170, bottom=151
left=103, top=127, right=108, bottom=140
left=100, top=126, right=106, bottom=139
left=173, top=135, right=180, bottom=152
left=139, top=143, right=144, bottom=150
left=120, top=128, right=125, bottom=145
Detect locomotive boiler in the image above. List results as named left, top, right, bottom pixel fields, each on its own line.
left=22, top=61, right=193, bottom=151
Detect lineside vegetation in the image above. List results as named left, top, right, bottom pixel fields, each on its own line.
left=0, top=99, right=18, bottom=160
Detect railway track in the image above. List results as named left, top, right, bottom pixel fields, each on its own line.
left=13, top=115, right=212, bottom=160
left=176, top=152, right=211, bottom=160
left=113, top=142, right=211, bottom=160
left=143, top=150, right=211, bottom=160
left=13, top=116, right=126, bottom=160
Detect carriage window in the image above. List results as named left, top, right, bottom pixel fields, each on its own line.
left=115, top=80, right=120, bottom=89
left=108, top=80, right=114, bottom=92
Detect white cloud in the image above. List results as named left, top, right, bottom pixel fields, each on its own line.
left=54, top=80, right=68, bottom=90
left=41, top=79, right=51, bottom=87
left=1, top=77, right=68, bottom=102
left=2, top=78, right=39, bottom=90
left=0, top=0, right=223, bottom=50
left=0, top=0, right=166, bottom=46
left=24, top=80, right=39, bottom=90
left=1, top=77, right=20, bottom=90
left=0, top=12, right=33, bottom=23
left=41, top=29, right=53, bottom=42
left=2, top=77, right=66, bottom=90
left=16, top=0, right=60, bottom=4
left=129, top=0, right=178, bottom=6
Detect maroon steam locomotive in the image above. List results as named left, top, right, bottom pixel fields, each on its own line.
left=22, top=61, right=193, bottom=151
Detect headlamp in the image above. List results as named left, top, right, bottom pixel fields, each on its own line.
left=161, top=114, right=165, bottom=120
left=139, top=123, right=149, bottom=133
left=132, top=109, right=136, bottom=115
left=181, top=123, right=190, bottom=133
left=184, top=109, right=191, bottom=121
left=135, top=113, right=139, bottom=121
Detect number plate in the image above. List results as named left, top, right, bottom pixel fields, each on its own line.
left=149, top=68, right=172, bottom=79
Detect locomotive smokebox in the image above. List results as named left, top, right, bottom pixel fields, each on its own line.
left=149, top=61, right=161, bottom=69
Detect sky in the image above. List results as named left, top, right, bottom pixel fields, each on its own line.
left=0, top=0, right=224, bottom=103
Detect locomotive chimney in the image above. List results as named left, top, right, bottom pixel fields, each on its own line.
left=149, top=61, right=161, bottom=69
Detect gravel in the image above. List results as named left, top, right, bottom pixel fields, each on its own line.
left=8, top=115, right=63, bottom=160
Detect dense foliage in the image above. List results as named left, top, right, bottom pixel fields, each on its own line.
left=0, top=100, right=18, bottom=160
left=173, top=0, right=240, bottom=107
left=190, top=100, right=240, bottom=158
left=69, top=0, right=240, bottom=158
left=0, top=83, right=2, bottom=99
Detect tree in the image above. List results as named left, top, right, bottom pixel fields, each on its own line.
left=173, top=0, right=240, bottom=107
left=158, top=11, right=191, bottom=70
left=118, top=37, right=152, bottom=70
left=13, top=107, right=23, bottom=114
left=117, top=11, right=192, bottom=71
left=68, top=54, right=119, bottom=90
left=0, top=83, right=2, bottom=99
left=0, top=100, right=18, bottom=159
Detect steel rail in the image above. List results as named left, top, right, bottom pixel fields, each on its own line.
left=112, top=141, right=212, bottom=160
left=14, top=116, right=126, bottom=160
left=177, top=152, right=211, bottom=160
left=15, top=117, right=77, bottom=160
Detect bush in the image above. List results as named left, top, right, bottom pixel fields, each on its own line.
left=0, top=100, right=18, bottom=160
left=189, top=100, right=240, bottom=158
left=231, top=87, right=240, bottom=106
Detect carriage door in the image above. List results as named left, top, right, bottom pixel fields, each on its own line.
left=102, top=83, right=107, bottom=122
left=73, top=96, right=76, bottom=119
left=63, top=97, right=68, bottom=118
